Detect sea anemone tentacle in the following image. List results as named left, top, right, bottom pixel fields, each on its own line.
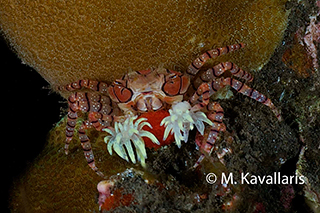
left=103, top=115, right=159, bottom=167
left=160, top=101, right=212, bottom=147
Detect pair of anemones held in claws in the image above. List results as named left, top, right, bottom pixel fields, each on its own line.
left=103, top=101, right=212, bottom=167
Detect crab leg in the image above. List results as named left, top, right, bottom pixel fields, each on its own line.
left=223, top=78, right=282, bottom=121
left=59, top=79, right=109, bottom=95
left=88, top=111, right=113, bottom=131
left=192, top=61, right=253, bottom=88
left=187, top=43, right=245, bottom=76
left=65, top=92, right=111, bottom=150
left=193, top=102, right=226, bottom=168
left=202, top=62, right=253, bottom=82
left=65, top=93, right=80, bottom=153
left=189, top=83, right=211, bottom=111
left=64, top=91, right=114, bottom=176
left=194, top=78, right=282, bottom=167
left=67, top=111, right=113, bottom=177
left=65, top=92, right=113, bottom=152
left=78, top=120, right=104, bottom=177
left=209, top=78, right=282, bottom=121
left=205, top=102, right=226, bottom=152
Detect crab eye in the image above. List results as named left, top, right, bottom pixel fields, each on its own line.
left=169, top=74, right=177, bottom=79
left=114, top=80, right=122, bottom=85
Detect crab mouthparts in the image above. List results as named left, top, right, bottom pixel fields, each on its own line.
left=142, top=91, right=152, bottom=94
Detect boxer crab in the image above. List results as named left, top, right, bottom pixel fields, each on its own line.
left=60, top=43, right=282, bottom=176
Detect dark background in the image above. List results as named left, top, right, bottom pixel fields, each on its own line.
left=1, top=36, right=63, bottom=212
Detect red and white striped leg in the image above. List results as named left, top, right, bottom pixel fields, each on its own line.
left=88, top=111, right=113, bottom=132
left=192, top=61, right=253, bottom=88
left=59, top=79, right=109, bottom=95
left=64, top=92, right=113, bottom=154
left=187, top=43, right=246, bottom=76
left=201, top=62, right=253, bottom=82
left=222, top=77, right=282, bottom=121
left=64, top=91, right=114, bottom=176
left=189, top=83, right=211, bottom=111
left=78, top=120, right=104, bottom=177
left=216, top=148, right=232, bottom=165
left=193, top=102, right=226, bottom=168
left=78, top=112, right=115, bottom=177
left=65, top=94, right=80, bottom=154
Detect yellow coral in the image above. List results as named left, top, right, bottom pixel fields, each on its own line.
left=10, top=117, right=131, bottom=212
left=0, top=0, right=289, bottom=98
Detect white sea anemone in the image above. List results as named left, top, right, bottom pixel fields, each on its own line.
left=103, top=115, right=159, bottom=167
left=160, top=101, right=212, bottom=148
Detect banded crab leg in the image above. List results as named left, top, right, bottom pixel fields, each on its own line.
left=192, top=61, right=253, bottom=88
left=80, top=111, right=115, bottom=177
left=209, top=77, right=282, bottom=120
left=65, top=92, right=114, bottom=176
left=188, top=83, right=227, bottom=167
left=65, top=92, right=114, bottom=153
left=194, top=102, right=226, bottom=168
left=59, top=79, right=109, bottom=95
left=188, top=82, right=211, bottom=111
left=78, top=119, right=104, bottom=177
left=63, top=79, right=110, bottom=152
left=187, top=43, right=246, bottom=76
left=202, top=62, right=253, bottom=82
left=221, top=77, right=282, bottom=121
left=88, top=111, right=114, bottom=131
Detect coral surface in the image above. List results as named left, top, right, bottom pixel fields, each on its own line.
left=0, top=0, right=289, bottom=98
left=9, top=117, right=132, bottom=212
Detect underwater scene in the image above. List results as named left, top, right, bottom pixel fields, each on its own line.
left=1, top=0, right=320, bottom=212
